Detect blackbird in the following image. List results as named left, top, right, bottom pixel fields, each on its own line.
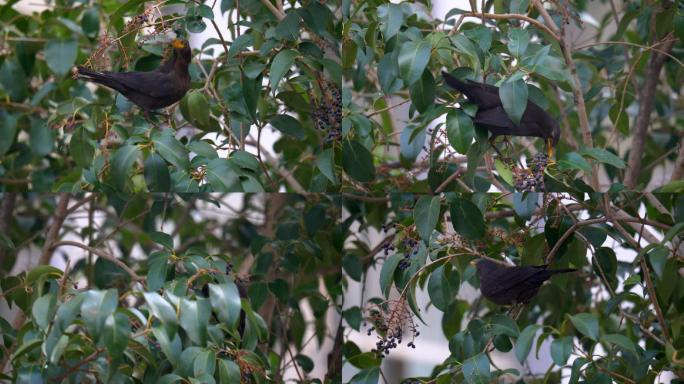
left=442, top=71, right=560, bottom=159
left=76, top=39, right=191, bottom=115
left=475, top=258, right=576, bottom=305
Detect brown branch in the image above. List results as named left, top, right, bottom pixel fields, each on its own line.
left=39, top=193, right=71, bottom=265
left=624, top=37, right=676, bottom=189
left=459, top=12, right=560, bottom=41
left=260, top=0, right=284, bottom=20
left=671, top=139, right=684, bottom=182
left=49, top=348, right=104, bottom=382
left=434, top=167, right=466, bottom=193
left=545, top=217, right=608, bottom=264
left=0, top=193, right=17, bottom=270
left=51, top=241, right=145, bottom=282
left=608, top=217, right=671, bottom=343
left=533, top=0, right=599, bottom=189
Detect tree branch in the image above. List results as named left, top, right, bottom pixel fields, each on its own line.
left=51, top=240, right=145, bottom=282
left=624, top=36, right=676, bottom=189
left=39, top=193, right=71, bottom=265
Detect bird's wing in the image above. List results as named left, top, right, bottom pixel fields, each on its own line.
left=443, top=73, right=501, bottom=108
left=99, top=71, right=181, bottom=99
left=473, top=106, right=516, bottom=129
left=480, top=265, right=546, bottom=298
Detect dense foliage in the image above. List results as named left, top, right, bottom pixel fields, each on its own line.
left=0, top=194, right=343, bottom=383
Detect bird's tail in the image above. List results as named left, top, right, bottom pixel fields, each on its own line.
left=442, top=71, right=470, bottom=93
left=76, top=66, right=126, bottom=93
left=548, top=268, right=577, bottom=274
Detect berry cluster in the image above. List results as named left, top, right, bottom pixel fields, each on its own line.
left=514, top=153, right=548, bottom=192
left=365, top=301, right=420, bottom=358
left=398, top=238, right=419, bottom=271
left=311, top=78, right=342, bottom=143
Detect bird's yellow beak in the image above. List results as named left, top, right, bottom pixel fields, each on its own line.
left=546, top=137, right=555, bottom=163
left=470, top=260, right=477, bottom=266
left=171, top=39, right=186, bottom=49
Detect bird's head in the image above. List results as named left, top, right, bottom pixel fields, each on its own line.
left=171, top=39, right=192, bottom=65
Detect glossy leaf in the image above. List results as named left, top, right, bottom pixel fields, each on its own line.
left=103, top=312, right=130, bottom=358
left=499, top=78, right=527, bottom=126
left=515, top=324, right=540, bottom=364
left=414, top=195, right=441, bottom=243
left=569, top=313, right=599, bottom=341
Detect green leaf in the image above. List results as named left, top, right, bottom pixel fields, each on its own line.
left=398, top=39, right=432, bottom=86
left=446, top=109, right=475, bottom=154
left=450, top=198, right=485, bottom=240
left=103, top=312, right=130, bottom=358
left=32, top=293, right=57, bottom=331
left=569, top=357, right=588, bottom=384
left=427, top=265, right=452, bottom=311
left=143, top=292, right=178, bottom=340
left=111, top=144, right=141, bottom=190
left=414, top=196, right=441, bottom=243
left=70, top=126, right=94, bottom=168
left=218, top=359, right=241, bottom=384
left=342, top=140, right=375, bottom=183
left=147, top=252, right=169, bottom=291
left=379, top=4, right=403, bottom=40
left=646, top=245, right=668, bottom=279
left=399, top=125, right=426, bottom=166
left=508, top=29, right=529, bottom=56
left=315, top=148, right=337, bottom=184
left=510, top=0, right=529, bottom=14
left=343, top=306, right=363, bottom=330
left=81, top=8, right=100, bottom=38
left=380, top=254, right=401, bottom=298
left=499, top=79, right=527, bottom=126
left=29, top=118, right=54, bottom=156
left=55, top=293, right=84, bottom=332
left=193, top=349, right=216, bottom=377
left=550, top=336, right=573, bottom=365
left=0, top=112, right=19, bottom=155
left=152, top=129, right=189, bottom=170
left=269, top=114, right=305, bottom=139
left=179, top=298, right=210, bottom=346
left=144, top=153, right=170, bottom=191
left=579, top=147, right=626, bottom=169
left=152, top=325, right=182, bottom=366
left=515, top=324, right=541, bottom=364
left=81, top=289, right=119, bottom=338
left=227, top=34, right=253, bottom=58
left=270, top=49, right=298, bottom=94
left=349, top=367, right=380, bottom=384
left=558, top=152, right=592, bottom=172
left=569, top=313, right=599, bottom=341
left=185, top=90, right=211, bottom=129
left=208, top=282, right=241, bottom=329
left=409, top=69, right=435, bottom=113
left=494, top=159, right=514, bottom=186
left=44, top=39, right=77, bottom=76
left=601, top=334, right=637, bottom=355
left=489, top=314, right=519, bottom=337
left=275, top=12, right=300, bottom=40
left=26, top=265, right=63, bottom=286
left=205, top=158, right=240, bottom=191
left=230, top=150, right=259, bottom=173
left=0, top=61, right=27, bottom=101
left=462, top=353, right=490, bottom=383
